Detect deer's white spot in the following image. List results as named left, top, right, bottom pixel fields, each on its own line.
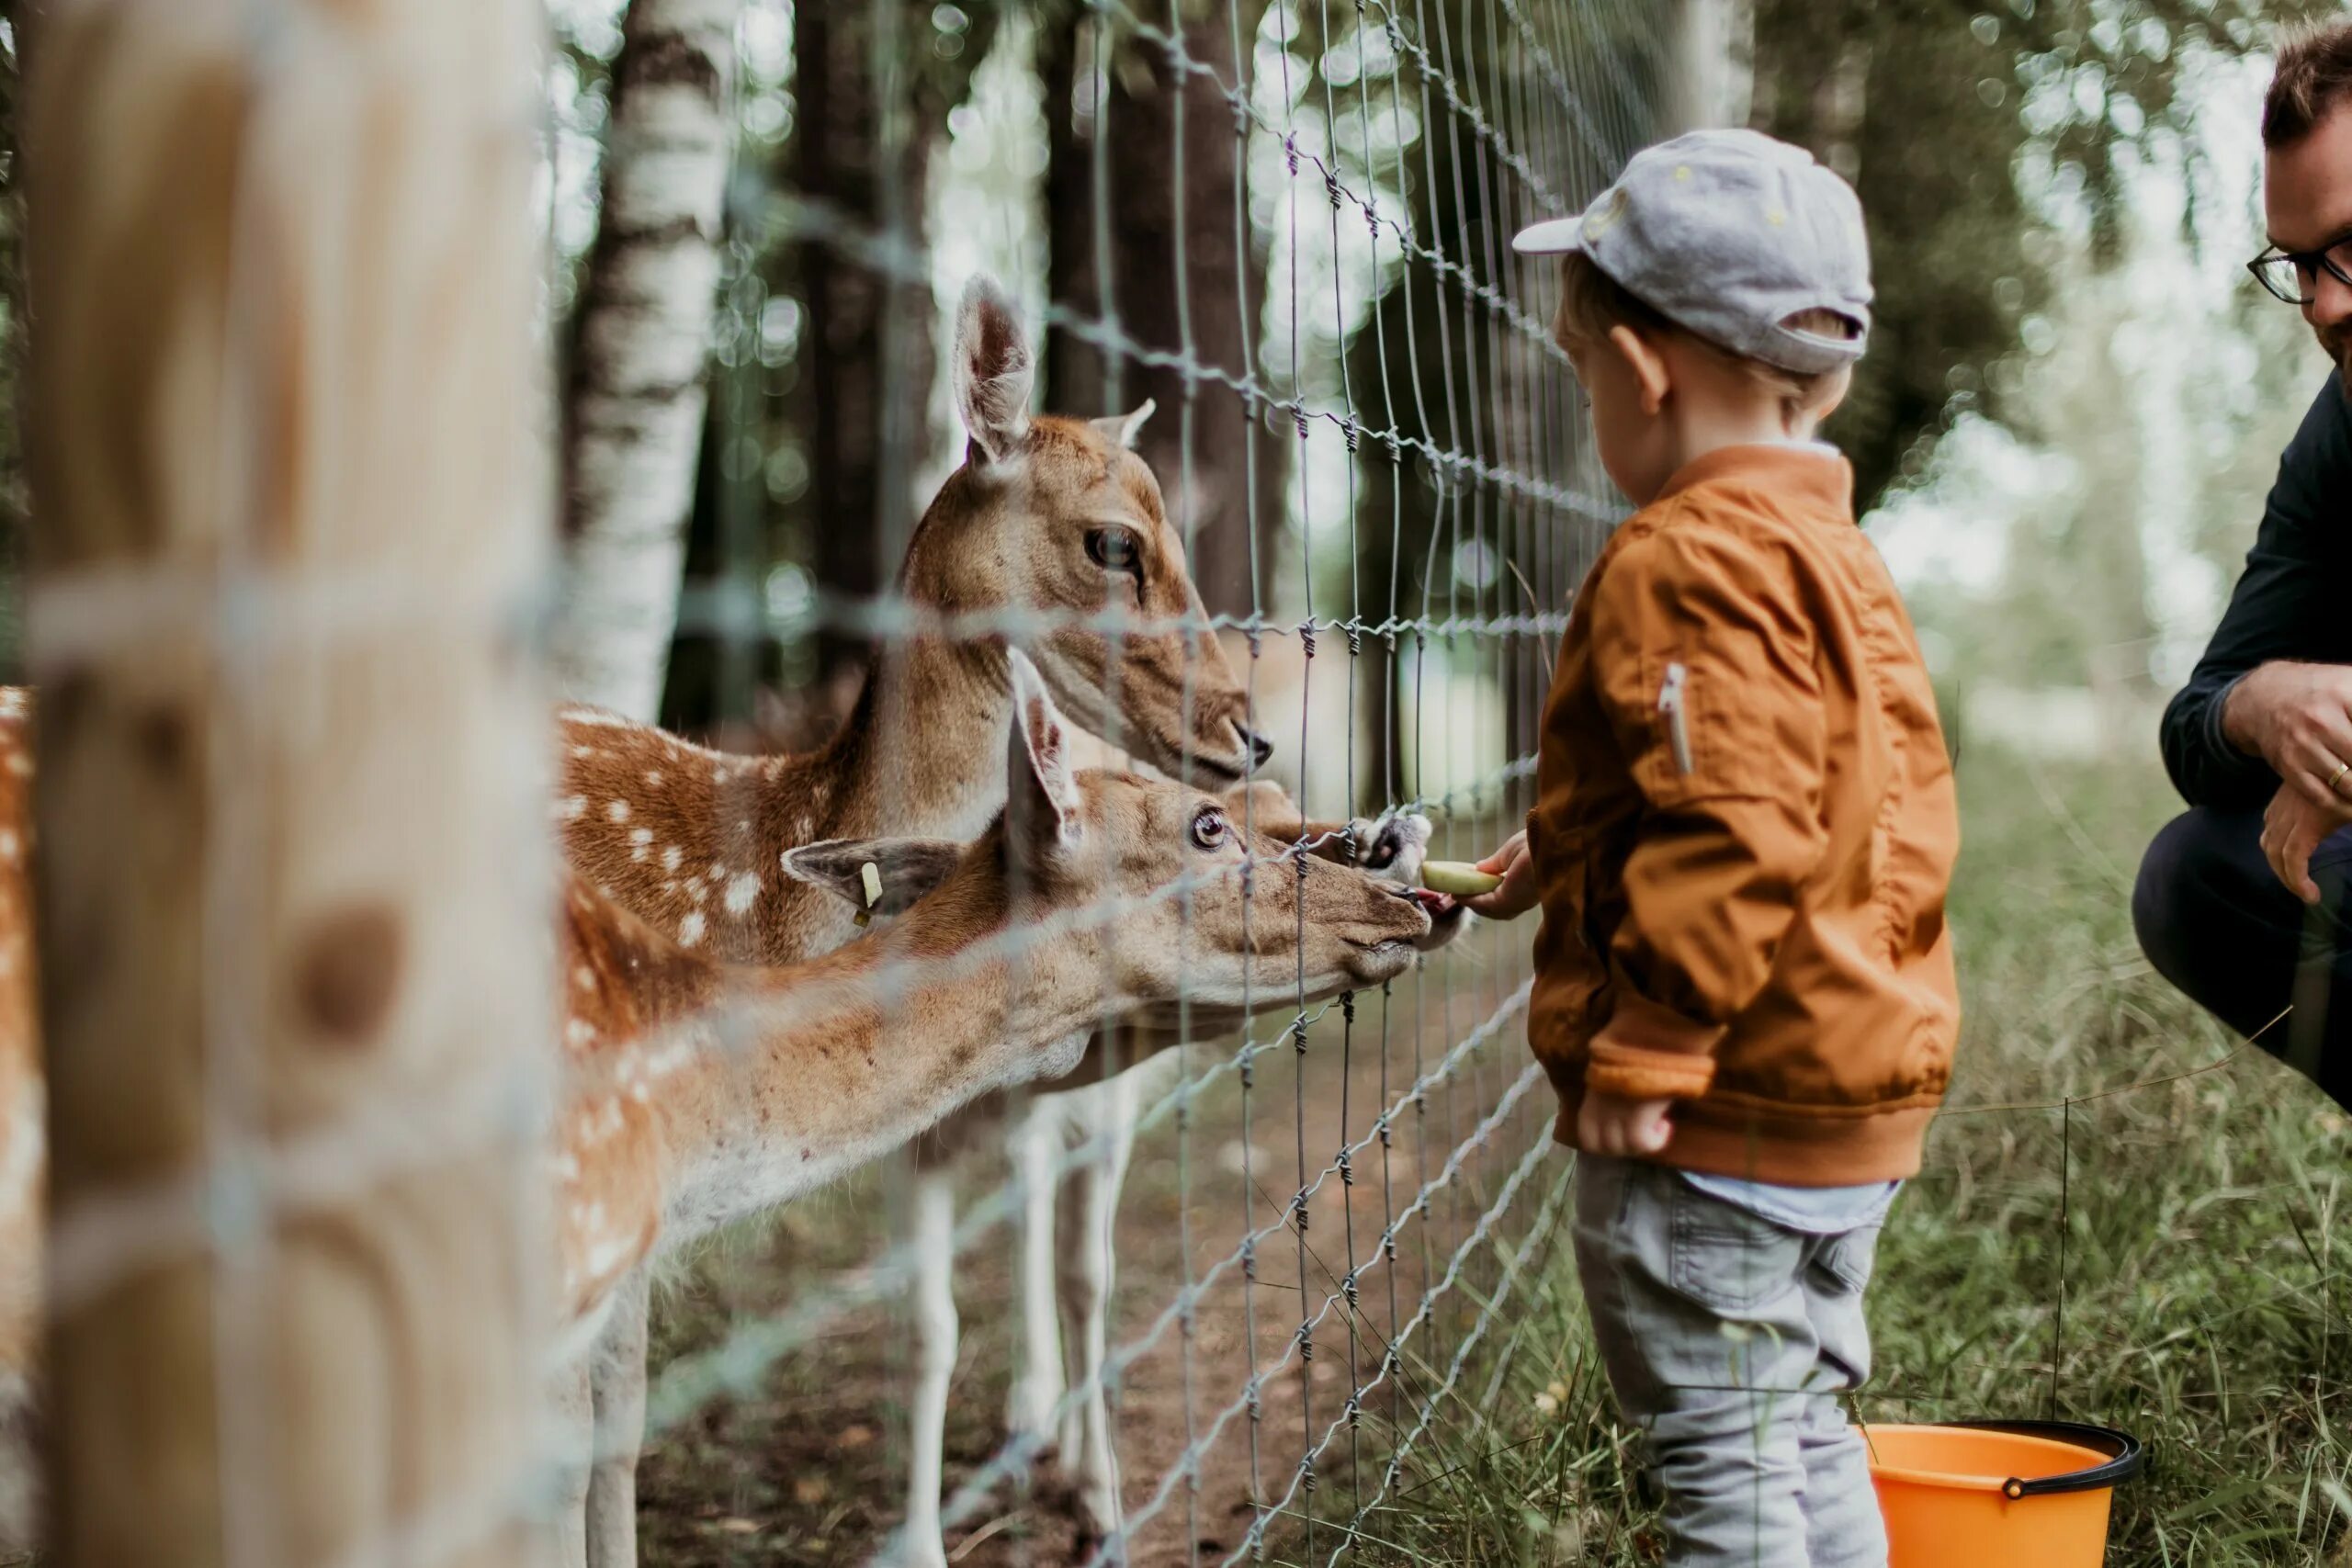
left=573, top=965, right=594, bottom=990
left=606, top=799, right=631, bottom=823
left=559, top=795, right=588, bottom=821
left=644, top=770, right=664, bottom=787
left=566, top=1018, right=596, bottom=1046
left=0, top=690, right=25, bottom=716
left=569, top=744, right=594, bottom=760
left=0, top=831, right=19, bottom=865
left=737, top=819, right=750, bottom=833
left=724, top=872, right=760, bottom=914
left=678, top=911, right=707, bottom=948
left=630, top=827, right=654, bottom=863
left=662, top=845, right=683, bottom=873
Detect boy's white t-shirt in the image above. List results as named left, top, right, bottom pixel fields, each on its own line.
left=1667, top=434, right=1901, bottom=1239
left=1678, top=1170, right=1899, bottom=1234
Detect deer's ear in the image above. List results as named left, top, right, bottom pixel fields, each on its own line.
left=782, top=838, right=966, bottom=916
left=954, top=275, right=1034, bottom=465
left=1004, top=647, right=1082, bottom=872
left=1090, top=399, right=1156, bottom=451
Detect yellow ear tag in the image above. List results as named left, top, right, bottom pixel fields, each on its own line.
left=854, top=860, right=882, bottom=926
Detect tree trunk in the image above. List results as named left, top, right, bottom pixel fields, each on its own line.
left=1040, top=5, right=1283, bottom=622
left=790, top=0, right=949, bottom=693
left=552, top=0, right=741, bottom=722
left=25, top=1, right=553, bottom=1562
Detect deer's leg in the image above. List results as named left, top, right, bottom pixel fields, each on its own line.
left=1005, top=1096, right=1066, bottom=1447
left=1055, top=1082, right=1138, bottom=1548
left=901, top=1165, right=957, bottom=1568
left=549, top=1351, right=595, bottom=1568
left=584, top=1273, right=649, bottom=1568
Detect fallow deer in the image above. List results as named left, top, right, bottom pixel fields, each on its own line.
left=549, top=654, right=1448, bottom=1567
left=0, top=660, right=1439, bottom=1568
left=552, top=275, right=1272, bottom=973
left=545, top=273, right=1449, bottom=1558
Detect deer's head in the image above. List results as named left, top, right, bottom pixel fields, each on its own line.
left=901, top=276, right=1268, bottom=786
left=788, top=652, right=1430, bottom=1043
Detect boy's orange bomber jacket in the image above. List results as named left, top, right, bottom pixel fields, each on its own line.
left=1526, top=444, right=1961, bottom=1186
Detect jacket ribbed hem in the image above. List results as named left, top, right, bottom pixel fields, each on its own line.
left=1549, top=1089, right=1938, bottom=1185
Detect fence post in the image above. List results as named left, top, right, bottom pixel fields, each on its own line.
left=23, top=1, right=554, bottom=1564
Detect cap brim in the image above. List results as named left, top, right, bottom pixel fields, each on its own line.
left=1511, top=217, right=1586, bottom=255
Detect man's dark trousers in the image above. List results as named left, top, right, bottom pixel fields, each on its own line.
left=2135, top=809, right=2352, bottom=1107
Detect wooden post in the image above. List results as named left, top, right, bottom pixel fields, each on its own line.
left=23, top=2, right=554, bottom=1564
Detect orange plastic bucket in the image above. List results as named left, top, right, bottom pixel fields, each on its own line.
left=1865, top=1420, right=2143, bottom=1568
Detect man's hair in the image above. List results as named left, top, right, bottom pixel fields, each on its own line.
left=1550, top=253, right=1856, bottom=410
left=2264, top=18, right=2352, bottom=149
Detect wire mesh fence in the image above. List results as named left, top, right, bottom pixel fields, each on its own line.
left=536, top=0, right=1678, bottom=1562
left=17, top=1, right=2352, bottom=1566
left=607, top=2, right=1671, bottom=1562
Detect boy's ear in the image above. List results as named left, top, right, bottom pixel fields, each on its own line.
left=1804, top=363, right=1855, bottom=424
left=783, top=837, right=967, bottom=915
left=1607, top=324, right=1672, bottom=415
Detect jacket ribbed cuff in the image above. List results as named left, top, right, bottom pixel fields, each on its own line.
left=1584, top=992, right=1724, bottom=1101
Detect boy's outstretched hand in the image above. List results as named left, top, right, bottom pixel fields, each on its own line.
left=1577, top=1090, right=1674, bottom=1156
left=1461, top=829, right=1539, bottom=919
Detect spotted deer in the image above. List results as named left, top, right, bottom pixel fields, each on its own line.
left=546, top=274, right=1442, bottom=1559
left=0, top=660, right=1437, bottom=1567
left=548, top=652, right=1444, bottom=1566
left=552, top=275, right=1272, bottom=971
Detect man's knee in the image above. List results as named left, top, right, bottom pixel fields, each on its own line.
left=2133, top=810, right=2214, bottom=986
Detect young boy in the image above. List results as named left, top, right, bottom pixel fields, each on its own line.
left=1464, top=130, right=1961, bottom=1566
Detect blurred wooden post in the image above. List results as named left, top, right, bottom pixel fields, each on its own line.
left=22, top=2, right=554, bottom=1565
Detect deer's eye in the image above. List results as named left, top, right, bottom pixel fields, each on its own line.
left=1189, top=807, right=1228, bottom=851
left=1085, top=527, right=1144, bottom=582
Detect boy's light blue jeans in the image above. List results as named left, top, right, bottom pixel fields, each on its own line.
left=1570, top=1154, right=1889, bottom=1568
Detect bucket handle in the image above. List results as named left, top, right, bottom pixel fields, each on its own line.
left=1944, top=1420, right=2145, bottom=1499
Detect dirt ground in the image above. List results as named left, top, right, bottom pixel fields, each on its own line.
left=635, top=917, right=1563, bottom=1567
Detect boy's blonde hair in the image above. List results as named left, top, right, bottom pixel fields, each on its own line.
left=1550, top=253, right=1859, bottom=412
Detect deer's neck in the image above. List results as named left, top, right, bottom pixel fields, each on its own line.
left=815, top=637, right=1010, bottom=842
left=645, top=911, right=1095, bottom=1247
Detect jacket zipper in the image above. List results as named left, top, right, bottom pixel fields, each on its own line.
left=1658, top=661, right=1693, bottom=775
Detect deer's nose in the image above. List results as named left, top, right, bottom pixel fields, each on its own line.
left=1239, top=725, right=1274, bottom=769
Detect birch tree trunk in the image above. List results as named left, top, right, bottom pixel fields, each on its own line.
left=552, top=0, right=741, bottom=722
left=24, top=1, right=553, bottom=1562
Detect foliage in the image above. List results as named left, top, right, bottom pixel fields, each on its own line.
left=1753, top=0, right=2340, bottom=505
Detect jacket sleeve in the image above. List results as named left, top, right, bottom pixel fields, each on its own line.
left=1579, top=520, right=1831, bottom=1102
left=2160, top=375, right=2350, bottom=811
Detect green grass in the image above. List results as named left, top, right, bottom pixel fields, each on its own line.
left=1298, top=746, right=2352, bottom=1566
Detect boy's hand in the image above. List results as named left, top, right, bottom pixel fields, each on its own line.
left=1461, top=830, right=1538, bottom=919
left=1577, top=1090, right=1674, bottom=1156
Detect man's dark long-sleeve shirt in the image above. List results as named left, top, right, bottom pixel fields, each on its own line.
left=2160, top=374, right=2352, bottom=810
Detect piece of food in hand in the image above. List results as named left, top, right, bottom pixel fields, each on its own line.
left=1419, top=859, right=1503, bottom=897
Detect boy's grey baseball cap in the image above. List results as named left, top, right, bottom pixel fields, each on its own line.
left=1513, top=128, right=1871, bottom=375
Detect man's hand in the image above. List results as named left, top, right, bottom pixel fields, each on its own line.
left=2224, top=660, right=2352, bottom=810
left=1577, top=1089, right=1674, bottom=1156
left=1461, top=829, right=1539, bottom=919
left=2261, top=781, right=2352, bottom=903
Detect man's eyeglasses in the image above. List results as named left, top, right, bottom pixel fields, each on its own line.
left=2249, top=236, right=2352, bottom=305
